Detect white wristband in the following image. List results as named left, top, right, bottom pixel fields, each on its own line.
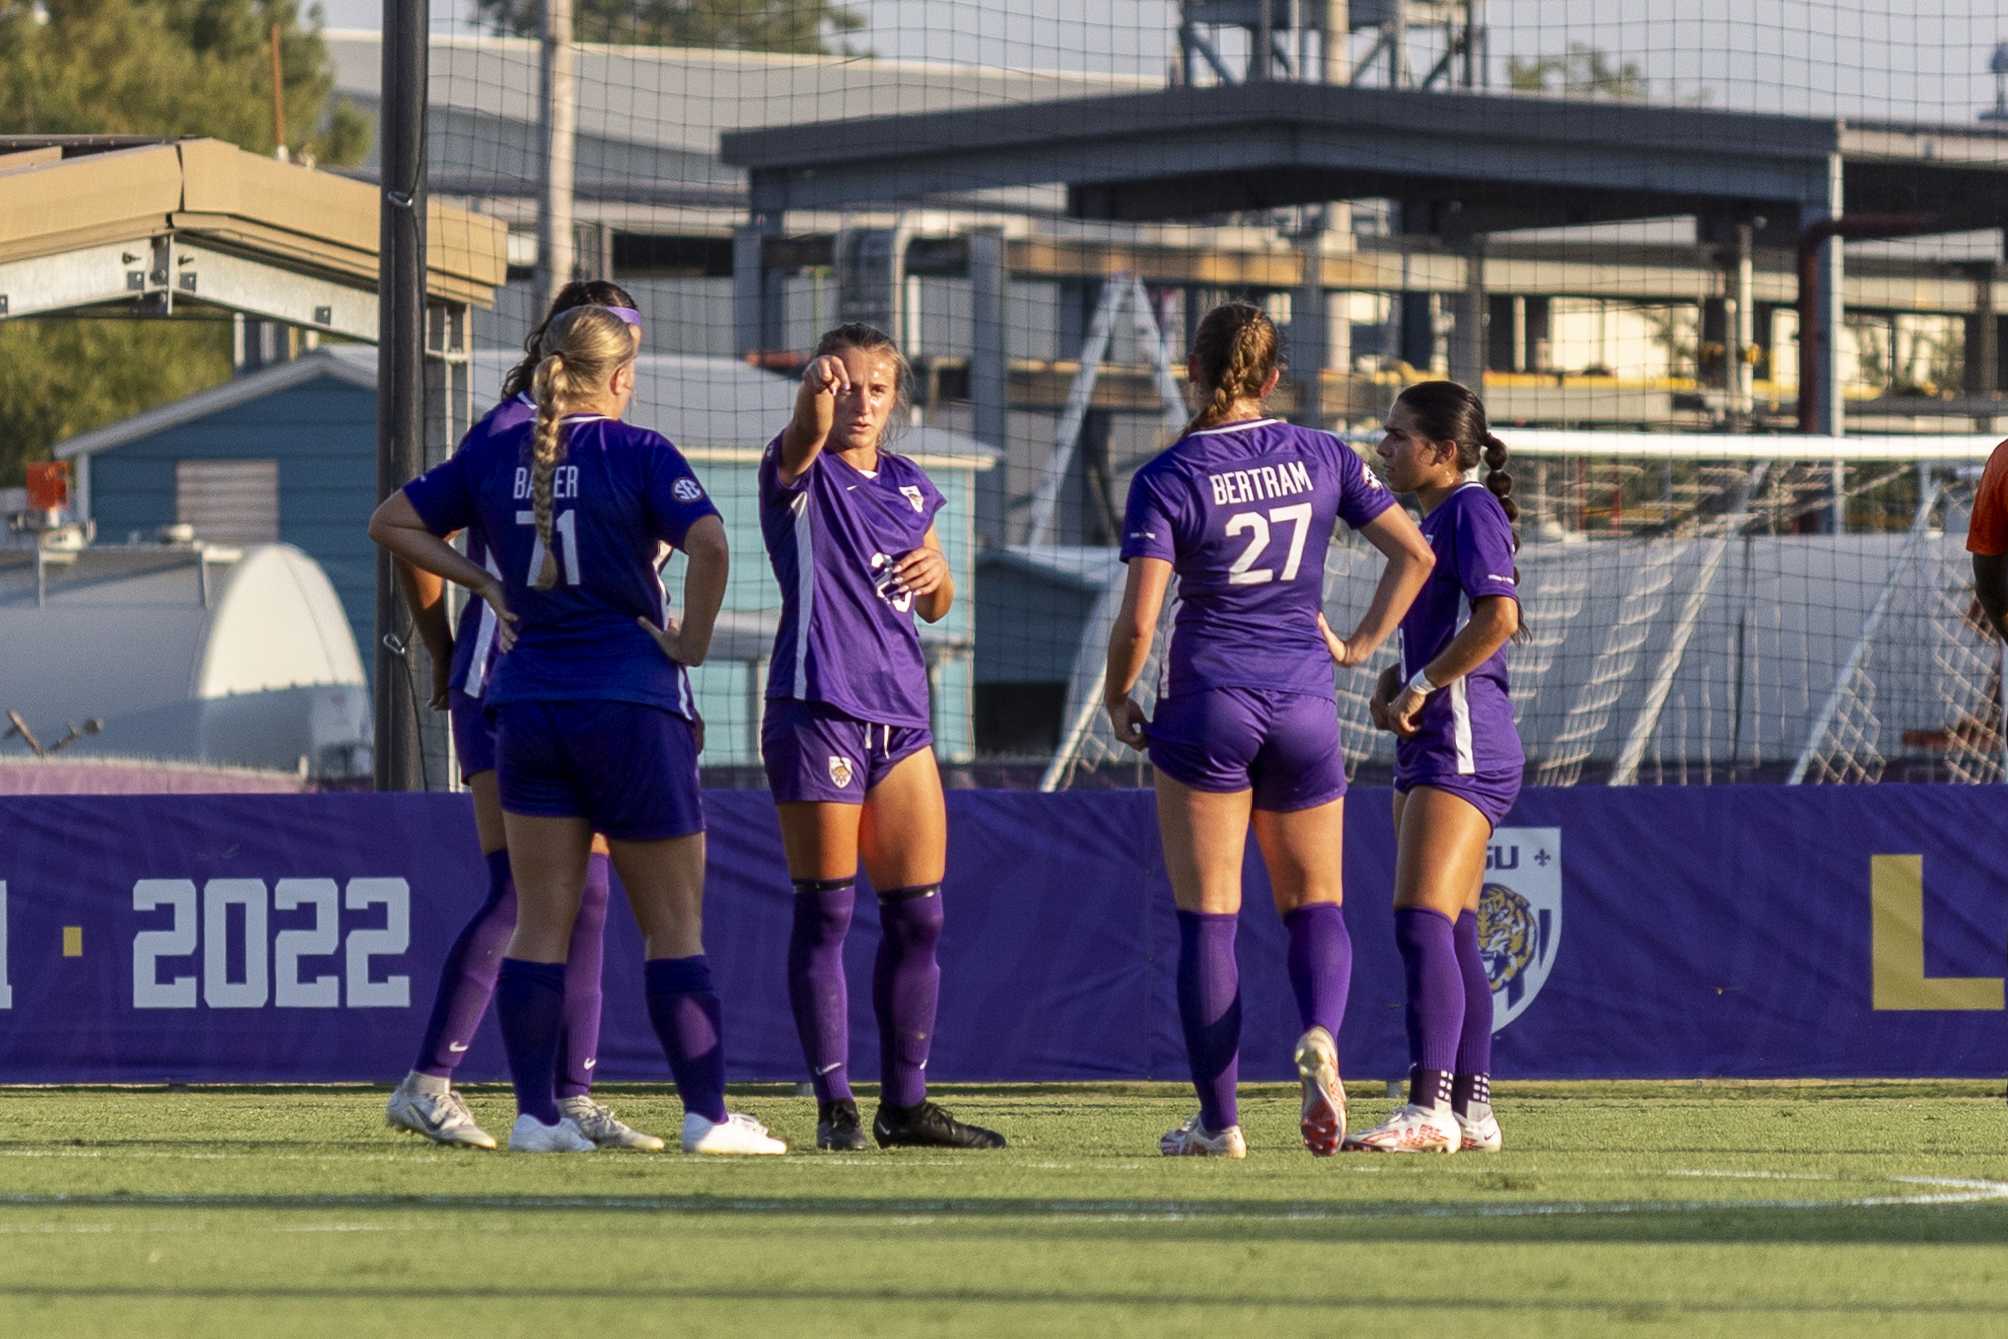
left=1404, top=669, right=1438, bottom=697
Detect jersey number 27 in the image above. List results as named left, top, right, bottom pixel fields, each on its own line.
left=1225, top=503, right=1312, bottom=585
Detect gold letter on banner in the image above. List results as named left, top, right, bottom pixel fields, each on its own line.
left=1870, top=855, right=2004, bottom=1011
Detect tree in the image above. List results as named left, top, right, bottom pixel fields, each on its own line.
left=474, top=0, right=862, bottom=52
left=0, top=0, right=367, bottom=485
left=0, top=320, right=249, bottom=493
left=1506, top=42, right=1649, bottom=100
left=0, top=0, right=368, bottom=163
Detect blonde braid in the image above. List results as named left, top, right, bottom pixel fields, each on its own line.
left=529, top=353, right=571, bottom=590
left=519, top=304, right=634, bottom=591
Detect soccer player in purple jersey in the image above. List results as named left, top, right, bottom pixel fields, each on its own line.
left=1104, top=303, right=1435, bottom=1158
left=1347, top=380, right=1525, bottom=1155
left=759, top=323, right=1005, bottom=1152
left=371, top=306, right=784, bottom=1155
left=383, top=281, right=663, bottom=1152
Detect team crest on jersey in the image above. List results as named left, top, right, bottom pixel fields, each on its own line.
left=672, top=478, right=705, bottom=503
left=1478, top=827, right=1562, bottom=1031
left=899, top=484, right=925, bottom=513
left=827, top=755, right=856, bottom=788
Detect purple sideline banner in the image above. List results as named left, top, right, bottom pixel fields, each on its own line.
left=0, top=787, right=2002, bottom=1084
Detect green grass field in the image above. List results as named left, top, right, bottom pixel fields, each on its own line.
left=1, top=1081, right=2004, bottom=1337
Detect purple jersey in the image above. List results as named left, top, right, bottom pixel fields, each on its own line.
left=446, top=393, right=534, bottom=698
left=1120, top=418, right=1395, bottom=698
left=1395, top=482, right=1524, bottom=777
left=403, top=414, right=720, bottom=717
left=758, top=437, right=946, bottom=729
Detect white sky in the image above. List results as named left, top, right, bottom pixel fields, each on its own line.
left=312, top=0, right=2008, bottom=124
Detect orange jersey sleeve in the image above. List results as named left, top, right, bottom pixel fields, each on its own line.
left=1968, top=440, right=2008, bottom=556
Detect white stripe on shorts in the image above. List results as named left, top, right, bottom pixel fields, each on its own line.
left=1450, top=676, right=1474, bottom=775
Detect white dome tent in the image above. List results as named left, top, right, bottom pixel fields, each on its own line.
left=0, top=538, right=371, bottom=783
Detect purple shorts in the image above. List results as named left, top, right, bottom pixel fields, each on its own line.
left=1394, top=764, right=1524, bottom=831
left=449, top=689, right=497, bottom=782
left=1147, top=687, right=1346, bottom=813
left=495, top=700, right=704, bottom=841
left=761, top=698, right=932, bottom=805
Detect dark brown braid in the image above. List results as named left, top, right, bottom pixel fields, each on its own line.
left=1183, top=302, right=1280, bottom=438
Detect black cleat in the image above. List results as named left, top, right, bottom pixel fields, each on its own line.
left=871, top=1099, right=1007, bottom=1150
left=817, top=1099, right=870, bottom=1151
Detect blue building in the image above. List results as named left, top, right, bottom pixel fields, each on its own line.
left=55, top=348, right=996, bottom=768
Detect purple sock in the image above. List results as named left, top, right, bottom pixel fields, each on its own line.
left=413, top=850, right=517, bottom=1076
left=1394, top=907, right=1462, bottom=1108
left=1452, top=909, right=1494, bottom=1115
left=645, top=956, right=727, bottom=1123
left=873, top=886, right=943, bottom=1110
left=788, top=877, right=856, bottom=1104
left=554, top=853, right=610, bottom=1101
left=1283, top=902, right=1351, bottom=1038
left=1175, top=910, right=1241, bottom=1132
left=494, top=957, right=566, bottom=1124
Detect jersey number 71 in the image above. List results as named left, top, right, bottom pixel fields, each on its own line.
left=516, top=509, right=581, bottom=587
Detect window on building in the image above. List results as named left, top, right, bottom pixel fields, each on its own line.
left=175, top=460, right=279, bottom=546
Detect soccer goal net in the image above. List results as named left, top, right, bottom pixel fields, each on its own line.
left=318, top=2, right=2008, bottom=792
left=1046, top=432, right=2007, bottom=789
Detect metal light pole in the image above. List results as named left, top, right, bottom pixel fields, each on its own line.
left=373, top=0, right=429, bottom=791
left=537, top=0, right=577, bottom=314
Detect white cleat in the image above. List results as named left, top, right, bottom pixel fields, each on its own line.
left=1456, top=1108, right=1503, bottom=1153
left=559, top=1096, right=666, bottom=1152
left=1345, top=1102, right=1460, bottom=1153
left=1158, top=1113, right=1248, bottom=1159
left=385, top=1079, right=497, bottom=1150
left=507, top=1113, right=597, bottom=1153
left=1292, top=1026, right=1347, bottom=1157
left=681, top=1110, right=787, bottom=1156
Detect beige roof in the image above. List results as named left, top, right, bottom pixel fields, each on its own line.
left=0, top=138, right=506, bottom=308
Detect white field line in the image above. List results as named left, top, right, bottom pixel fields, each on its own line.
left=0, top=1176, right=2000, bottom=1223
left=0, top=1221, right=423, bottom=1235
left=1671, top=1169, right=1850, bottom=1182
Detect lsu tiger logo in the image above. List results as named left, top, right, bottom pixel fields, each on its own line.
left=827, top=755, right=856, bottom=789
left=899, top=484, right=925, bottom=513
left=1478, top=827, right=1561, bottom=1031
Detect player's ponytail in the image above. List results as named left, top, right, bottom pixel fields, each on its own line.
left=1481, top=432, right=1519, bottom=528
left=525, top=304, right=637, bottom=590
left=1183, top=302, right=1280, bottom=439
left=529, top=354, right=570, bottom=590
left=1395, top=380, right=1528, bottom=637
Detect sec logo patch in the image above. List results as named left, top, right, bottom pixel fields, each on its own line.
left=672, top=478, right=704, bottom=503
